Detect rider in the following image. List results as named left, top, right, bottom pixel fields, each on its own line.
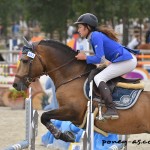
left=74, top=13, right=139, bottom=120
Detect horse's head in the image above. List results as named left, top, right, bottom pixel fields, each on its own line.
left=13, top=38, right=45, bottom=91
left=13, top=38, right=96, bottom=91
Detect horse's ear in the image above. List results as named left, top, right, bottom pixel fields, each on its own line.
left=22, top=37, right=33, bottom=48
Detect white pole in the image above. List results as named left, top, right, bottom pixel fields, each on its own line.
left=9, top=39, right=13, bottom=63
left=89, top=81, right=94, bottom=150
left=9, top=39, right=13, bottom=75
left=85, top=81, right=94, bottom=150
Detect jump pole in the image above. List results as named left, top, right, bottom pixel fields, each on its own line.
left=82, top=80, right=94, bottom=150
left=5, top=87, right=39, bottom=150
left=69, top=81, right=94, bottom=150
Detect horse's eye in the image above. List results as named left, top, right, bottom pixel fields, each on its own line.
left=22, top=59, right=28, bottom=63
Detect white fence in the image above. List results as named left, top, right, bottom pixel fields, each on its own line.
left=0, top=50, right=19, bottom=64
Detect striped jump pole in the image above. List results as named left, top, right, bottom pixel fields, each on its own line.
left=0, top=63, right=17, bottom=75
left=137, top=54, right=150, bottom=59
left=136, top=54, right=150, bottom=67
left=0, top=64, right=17, bottom=68
left=0, top=63, right=17, bottom=87
left=0, top=73, right=15, bottom=77
left=0, top=81, right=14, bottom=85
left=137, top=61, right=150, bottom=67
left=5, top=87, right=39, bottom=150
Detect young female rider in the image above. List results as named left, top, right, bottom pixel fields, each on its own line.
left=74, top=13, right=139, bottom=120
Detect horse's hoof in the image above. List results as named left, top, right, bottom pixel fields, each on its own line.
left=60, top=131, right=75, bottom=142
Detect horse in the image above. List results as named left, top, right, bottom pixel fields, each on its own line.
left=137, top=43, right=150, bottom=49
left=13, top=38, right=150, bottom=142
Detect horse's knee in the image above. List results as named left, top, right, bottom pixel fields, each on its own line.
left=41, top=112, right=49, bottom=125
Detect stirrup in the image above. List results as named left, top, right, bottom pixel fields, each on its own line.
left=96, top=104, right=105, bottom=121
left=103, top=114, right=119, bottom=120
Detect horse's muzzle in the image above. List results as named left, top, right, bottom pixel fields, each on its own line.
left=13, top=81, right=28, bottom=91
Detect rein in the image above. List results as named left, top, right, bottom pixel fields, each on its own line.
left=16, top=49, right=91, bottom=89
left=46, top=58, right=75, bottom=74
left=55, top=70, right=90, bottom=90
left=43, top=57, right=91, bottom=90
left=40, top=56, right=91, bottom=90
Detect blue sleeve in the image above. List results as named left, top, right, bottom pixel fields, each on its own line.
left=86, top=32, right=105, bottom=64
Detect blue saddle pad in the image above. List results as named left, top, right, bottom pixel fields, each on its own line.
left=84, top=80, right=143, bottom=110
left=112, top=87, right=142, bottom=109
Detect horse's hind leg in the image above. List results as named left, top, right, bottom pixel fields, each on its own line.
left=41, top=107, right=77, bottom=142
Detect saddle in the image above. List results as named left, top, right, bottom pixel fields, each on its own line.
left=86, top=66, right=144, bottom=110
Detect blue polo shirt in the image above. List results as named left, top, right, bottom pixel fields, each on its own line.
left=86, top=31, right=138, bottom=64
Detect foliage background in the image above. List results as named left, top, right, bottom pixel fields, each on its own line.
left=0, top=0, right=150, bottom=44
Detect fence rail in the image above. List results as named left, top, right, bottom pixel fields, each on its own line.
left=0, top=50, right=20, bottom=64
left=0, top=49, right=150, bottom=66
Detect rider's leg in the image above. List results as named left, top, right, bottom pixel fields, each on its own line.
left=94, top=54, right=137, bottom=119
left=98, top=81, right=119, bottom=119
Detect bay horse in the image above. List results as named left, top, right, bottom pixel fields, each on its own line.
left=13, top=38, right=150, bottom=142
left=137, top=43, right=150, bottom=49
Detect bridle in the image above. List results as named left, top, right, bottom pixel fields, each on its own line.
left=15, top=46, right=91, bottom=89
left=15, top=51, right=46, bottom=87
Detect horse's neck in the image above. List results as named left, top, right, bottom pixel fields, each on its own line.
left=38, top=44, right=90, bottom=88
left=46, top=59, right=87, bottom=88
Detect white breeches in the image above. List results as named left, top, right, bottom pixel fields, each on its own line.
left=94, top=53, right=137, bottom=87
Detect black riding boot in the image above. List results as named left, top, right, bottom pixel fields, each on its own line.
left=98, top=81, right=119, bottom=119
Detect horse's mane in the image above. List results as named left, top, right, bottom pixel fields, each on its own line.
left=39, top=39, right=77, bottom=58
left=38, top=39, right=96, bottom=71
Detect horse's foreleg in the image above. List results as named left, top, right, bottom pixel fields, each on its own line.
left=41, top=106, right=77, bottom=124
left=45, top=120, right=75, bottom=142
left=41, top=107, right=77, bottom=142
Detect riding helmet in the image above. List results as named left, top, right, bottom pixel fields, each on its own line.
left=74, top=13, right=98, bottom=28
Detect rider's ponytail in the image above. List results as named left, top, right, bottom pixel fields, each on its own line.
left=96, top=25, right=119, bottom=42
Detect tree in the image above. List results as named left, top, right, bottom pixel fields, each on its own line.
left=0, top=0, right=24, bottom=37
left=1, top=0, right=150, bottom=43
left=24, top=0, right=73, bottom=40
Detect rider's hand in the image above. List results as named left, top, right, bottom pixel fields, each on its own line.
left=75, top=52, right=87, bottom=60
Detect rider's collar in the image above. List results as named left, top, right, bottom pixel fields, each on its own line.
left=87, top=32, right=92, bottom=42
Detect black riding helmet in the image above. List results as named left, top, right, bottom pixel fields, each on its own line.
left=74, top=13, right=98, bottom=28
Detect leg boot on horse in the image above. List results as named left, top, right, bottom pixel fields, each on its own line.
left=98, top=81, right=119, bottom=119
left=41, top=112, right=76, bottom=142
left=46, top=122, right=75, bottom=142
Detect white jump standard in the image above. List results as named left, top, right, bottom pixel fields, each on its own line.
left=5, top=87, right=38, bottom=150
